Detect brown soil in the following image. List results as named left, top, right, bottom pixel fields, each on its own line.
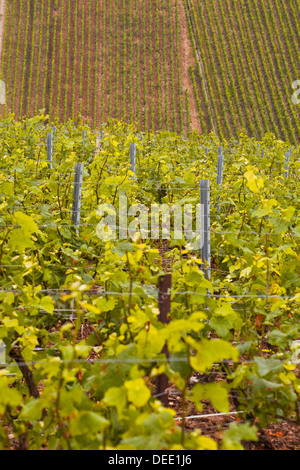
left=156, top=364, right=300, bottom=450
left=177, top=0, right=202, bottom=133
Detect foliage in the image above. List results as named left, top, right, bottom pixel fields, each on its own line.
left=0, top=115, right=300, bottom=449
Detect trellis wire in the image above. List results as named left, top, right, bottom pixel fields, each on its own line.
left=175, top=411, right=243, bottom=420
left=0, top=356, right=292, bottom=367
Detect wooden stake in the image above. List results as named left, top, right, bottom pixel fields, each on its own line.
left=156, top=274, right=171, bottom=406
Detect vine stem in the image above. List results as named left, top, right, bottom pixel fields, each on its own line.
left=9, top=333, right=39, bottom=399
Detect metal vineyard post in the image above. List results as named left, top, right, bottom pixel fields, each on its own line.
left=72, top=162, right=84, bottom=235
left=200, top=179, right=211, bottom=280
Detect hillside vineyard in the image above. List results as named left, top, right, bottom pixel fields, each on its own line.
left=0, top=0, right=299, bottom=143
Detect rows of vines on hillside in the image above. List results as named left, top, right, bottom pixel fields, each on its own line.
left=2, top=0, right=298, bottom=142
left=187, top=0, right=300, bottom=144
left=1, top=0, right=192, bottom=136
